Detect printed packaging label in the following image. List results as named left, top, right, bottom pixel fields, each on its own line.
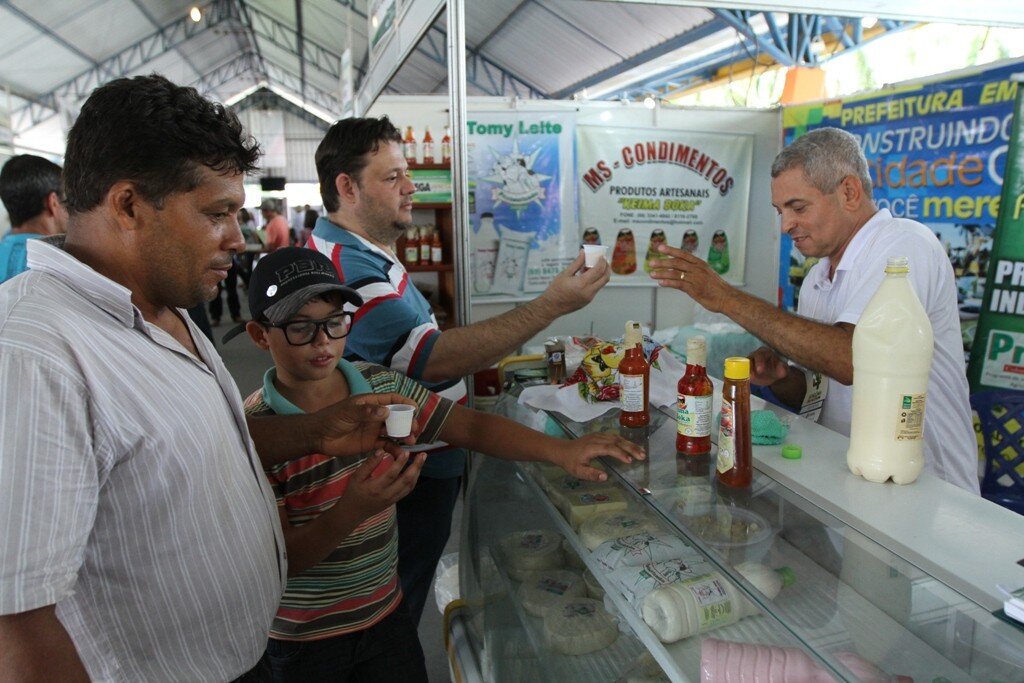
left=683, top=575, right=733, bottom=631
left=895, top=393, right=926, bottom=441
left=717, top=399, right=736, bottom=474
left=621, top=374, right=646, bottom=413
left=678, top=393, right=712, bottom=437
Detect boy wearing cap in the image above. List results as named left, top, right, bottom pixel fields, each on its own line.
left=233, top=247, right=642, bottom=682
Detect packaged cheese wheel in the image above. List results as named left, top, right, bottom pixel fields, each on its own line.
left=580, top=510, right=659, bottom=551
left=592, top=532, right=699, bottom=572
left=543, top=597, right=618, bottom=655
left=499, top=530, right=564, bottom=581
left=517, top=569, right=585, bottom=616
left=546, top=473, right=617, bottom=518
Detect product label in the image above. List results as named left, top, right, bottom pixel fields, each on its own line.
left=895, top=393, right=926, bottom=441
left=621, top=374, right=646, bottom=413
left=717, top=400, right=736, bottom=474
left=420, top=244, right=431, bottom=261
left=683, top=576, right=733, bottom=631
left=677, top=393, right=712, bottom=437
left=431, top=246, right=442, bottom=262
left=537, top=577, right=570, bottom=595
left=404, top=247, right=418, bottom=263
left=799, top=369, right=828, bottom=422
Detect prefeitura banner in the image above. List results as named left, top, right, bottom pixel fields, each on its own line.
left=967, top=75, right=1024, bottom=391
left=576, top=126, right=753, bottom=285
left=466, top=111, right=576, bottom=295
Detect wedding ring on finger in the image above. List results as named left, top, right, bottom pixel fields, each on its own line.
left=679, top=271, right=686, bottom=280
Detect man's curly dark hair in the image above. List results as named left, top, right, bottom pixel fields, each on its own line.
left=63, top=74, right=261, bottom=213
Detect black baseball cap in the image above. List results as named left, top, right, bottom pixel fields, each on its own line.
left=221, top=247, right=362, bottom=344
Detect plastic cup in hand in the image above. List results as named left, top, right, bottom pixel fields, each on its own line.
left=583, top=244, right=609, bottom=268
left=385, top=404, right=415, bottom=438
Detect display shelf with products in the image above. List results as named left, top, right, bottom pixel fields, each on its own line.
left=398, top=160, right=457, bottom=327
left=453, top=376, right=1024, bottom=682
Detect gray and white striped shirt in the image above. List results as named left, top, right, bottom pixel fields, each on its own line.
left=0, top=239, right=286, bottom=682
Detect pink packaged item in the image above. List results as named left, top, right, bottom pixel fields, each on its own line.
left=700, top=638, right=913, bottom=682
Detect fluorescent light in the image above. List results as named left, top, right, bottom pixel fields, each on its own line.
left=642, top=96, right=657, bottom=109
left=189, top=6, right=202, bottom=22
left=861, top=16, right=878, bottom=29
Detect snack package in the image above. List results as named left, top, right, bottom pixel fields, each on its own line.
left=563, top=333, right=664, bottom=404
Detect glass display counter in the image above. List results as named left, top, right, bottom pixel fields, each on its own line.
left=452, top=378, right=1024, bottom=682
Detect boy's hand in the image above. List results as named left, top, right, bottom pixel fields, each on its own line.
left=555, top=433, right=645, bottom=482
left=313, top=393, right=419, bottom=457
left=346, top=448, right=426, bottom=519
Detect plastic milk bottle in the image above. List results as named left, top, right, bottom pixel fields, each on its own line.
left=847, top=256, right=932, bottom=485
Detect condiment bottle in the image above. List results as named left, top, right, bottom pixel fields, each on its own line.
left=619, top=321, right=650, bottom=428
left=441, top=126, right=452, bottom=164
left=422, top=127, right=434, bottom=163
left=677, top=336, right=713, bottom=455
left=545, top=338, right=566, bottom=385
left=430, top=229, right=443, bottom=264
left=419, top=226, right=432, bottom=265
left=403, top=126, right=417, bottom=163
left=847, top=256, right=931, bottom=485
left=716, top=357, right=751, bottom=488
left=403, top=227, right=419, bottom=266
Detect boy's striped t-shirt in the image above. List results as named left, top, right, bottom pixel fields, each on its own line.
left=243, top=358, right=455, bottom=640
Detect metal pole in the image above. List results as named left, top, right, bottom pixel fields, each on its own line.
left=446, top=0, right=471, bottom=331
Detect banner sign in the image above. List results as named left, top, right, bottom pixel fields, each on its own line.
left=967, top=75, right=1024, bottom=391
left=466, top=111, right=576, bottom=295
left=576, top=126, right=753, bottom=284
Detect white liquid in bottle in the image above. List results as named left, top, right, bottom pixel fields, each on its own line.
left=847, top=256, right=932, bottom=485
left=473, top=213, right=499, bottom=294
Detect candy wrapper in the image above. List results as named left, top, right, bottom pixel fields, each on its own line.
left=563, top=334, right=664, bottom=404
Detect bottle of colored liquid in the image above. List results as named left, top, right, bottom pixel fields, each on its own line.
left=441, top=126, right=452, bottom=164
left=419, top=226, right=432, bottom=265
left=403, top=227, right=419, bottom=265
left=717, top=357, right=752, bottom=488
left=677, top=336, right=713, bottom=455
left=422, top=127, right=434, bottom=163
left=403, top=126, right=417, bottom=163
left=430, top=229, right=443, bottom=264
left=619, top=321, right=650, bottom=428
left=847, top=256, right=932, bottom=485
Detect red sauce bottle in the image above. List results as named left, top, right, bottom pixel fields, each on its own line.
left=619, top=321, right=650, bottom=428
left=717, top=357, right=752, bottom=488
left=677, top=336, right=713, bottom=455
left=422, top=127, right=435, bottom=164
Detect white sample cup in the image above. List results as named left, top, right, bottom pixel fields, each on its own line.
left=583, top=244, right=609, bottom=268
left=385, top=404, right=416, bottom=438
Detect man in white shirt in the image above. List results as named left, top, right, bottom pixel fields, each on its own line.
left=650, top=127, right=978, bottom=493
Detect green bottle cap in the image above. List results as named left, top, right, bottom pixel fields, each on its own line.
left=775, top=566, right=796, bottom=587
left=781, top=444, right=802, bottom=460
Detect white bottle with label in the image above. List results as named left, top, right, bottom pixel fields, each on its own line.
left=847, top=256, right=933, bottom=485
left=642, top=562, right=794, bottom=643
left=473, top=213, right=500, bottom=294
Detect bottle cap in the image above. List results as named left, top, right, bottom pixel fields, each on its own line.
left=781, top=443, right=802, bottom=459
left=723, top=356, right=750, bottom=380
left=775, top=566, right=796, bottom=587
left=685, top=336, right=707, bottom=366
left=885, top=256, right=909, bottom=274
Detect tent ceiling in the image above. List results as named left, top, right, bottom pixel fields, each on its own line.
left=0, top=0, right=1019, bottom=142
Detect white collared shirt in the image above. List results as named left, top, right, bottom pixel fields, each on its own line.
left=797, top=209, right=979, bottom=493
left=0, top=238, right=286, bottom=681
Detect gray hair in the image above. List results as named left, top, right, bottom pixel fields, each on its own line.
left=771, top=127, right=873, bottom=199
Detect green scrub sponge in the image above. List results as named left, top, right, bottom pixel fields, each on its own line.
left=751, top=410, right=788, bottom=445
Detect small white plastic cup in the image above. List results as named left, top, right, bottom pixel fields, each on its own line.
left=385, top=404, right=415, bottom=438
left=583, top=244, right=609, bottom=268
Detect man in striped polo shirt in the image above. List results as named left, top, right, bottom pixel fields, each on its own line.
left=308, top=116, right=611, bottom=627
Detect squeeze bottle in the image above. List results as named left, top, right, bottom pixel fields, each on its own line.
left=716, top=357, right=752, bottom=488
left=642, top=561, right=794, bottom=643
left=677, top=336, right=713, bottom=455
left=619, top=321, right=650, bottom=427
left=847, top=256, right=932, bottom=485
left=472, top=213, right=499, bottom=293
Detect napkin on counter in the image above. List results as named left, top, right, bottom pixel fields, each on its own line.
left=518, top=347, right=684, bottom=422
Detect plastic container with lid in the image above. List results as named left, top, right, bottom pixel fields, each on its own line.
left=847, top=256, right=932, bottom=485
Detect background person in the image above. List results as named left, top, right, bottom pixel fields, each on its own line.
left=307, top=115, right=612, bottom=626
left=650, top=127, right=977, bottom=493
left=0, top=154, right=68, bottom=283
left=261, top=198, right=290, bottom=251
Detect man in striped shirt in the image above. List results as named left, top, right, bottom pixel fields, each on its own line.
left=0, top=76, right=408, bottom=683
left=308, top=116, right=611, bottom=626
left=236, top=246, right=641, bottom=681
